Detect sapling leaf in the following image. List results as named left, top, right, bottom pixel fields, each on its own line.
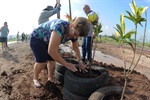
left=110, top=36, right=119, bottom=43
left=123, top=30, right=136, bottom=39
left=116, top=24, right=123, bottom=37
left=125, top=41, right=135, bottom=52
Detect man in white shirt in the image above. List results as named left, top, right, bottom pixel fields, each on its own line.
left=82, top=4, right=98, bottom=63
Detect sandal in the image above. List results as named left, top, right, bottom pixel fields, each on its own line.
left=33, top=79, right=42, bottom=88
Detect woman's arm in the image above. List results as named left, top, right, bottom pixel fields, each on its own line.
left=71, top=41, right=82, bottom=62
left=48, top=31, right=66, bottom=65
left=48, top=31, right=77, bottom=72
left=72, top=41, right=88, bottom=72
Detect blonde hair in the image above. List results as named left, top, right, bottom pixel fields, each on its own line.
left=72, top=17, right=90, bottom=37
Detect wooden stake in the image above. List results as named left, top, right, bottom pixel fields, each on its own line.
left=68, top=0, right=72, bottom=20
left=56, top=0, right=60, bottom=19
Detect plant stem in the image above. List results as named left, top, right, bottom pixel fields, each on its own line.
left=121, top=45, right=127, bottom=77
left=92, top=37, right=98, bottom=62
left=127, top=25, right=137, bottom=73
left=127, top=12, right=147, bottom=76
left=121, top=77, right=127, bottom=100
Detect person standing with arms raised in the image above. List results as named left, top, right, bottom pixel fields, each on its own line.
left=38, top=3, right=61, bottom=25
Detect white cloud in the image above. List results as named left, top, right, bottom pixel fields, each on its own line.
left=103, top=25, right=109, bottom=30
left=74, top=0, right=81, bottom=4
left=72, top=9, right=83, bottom=17
left=101, top=25, right=115, bottom=36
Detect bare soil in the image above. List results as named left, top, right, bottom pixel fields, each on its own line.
left=0, top=42, right=150, bottom=100
left=96, top=43, right=150, bottom=69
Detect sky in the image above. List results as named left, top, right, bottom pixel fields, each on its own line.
left=0, top=0, right=150, bottom=41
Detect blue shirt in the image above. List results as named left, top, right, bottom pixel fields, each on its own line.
left=1, top=26, right=9, bottom=37
left=31, top=19, right=76, bottom=44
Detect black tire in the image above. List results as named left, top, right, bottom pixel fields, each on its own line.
left=63, top=66, right=109, bottom=97
left=54, top=70, right=64, bottom=83
left=64, top=58, right=78, bottom=64
left=62, top=87, right=88, bottom=100
left=88, top=86, right=123, bottom=100
left=55, top=58, right=79, bottom=84
left=55, top=63, right=67, bottom=75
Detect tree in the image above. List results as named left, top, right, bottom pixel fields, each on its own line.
left=110, top=0, right=148, bottom=99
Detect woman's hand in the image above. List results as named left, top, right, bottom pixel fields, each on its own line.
left=65, top=62, right=78, bottom=72
left=78, top=61, right=88, bottom=72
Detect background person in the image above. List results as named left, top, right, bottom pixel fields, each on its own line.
left=21, top=32, right=25, bottom=42
left=81, top=4, right=98, bottom=63
left=25, top=34, right=28, bottom=42
left=38, top=3, right=61, bottom=25
left=30, top=17, right=90, bottom=88
left=0, top=22, right=9, bottom=53
left=17, top=31, right=19, bottom=43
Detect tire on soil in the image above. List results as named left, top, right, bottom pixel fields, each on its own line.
left=63, top=66, right=109, bottom=97
left=55, top=63, right=67, bottom=75
left=54, top=70, right=64, bottom=83
left=62, top=87, right=88, bottom=100
left=88, top=86, right=123, bottom=100
left=55, top=58, right=78, bottom=84
left=55, top=58, right=78, bottom=75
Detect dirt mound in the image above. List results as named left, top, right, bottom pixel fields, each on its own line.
left=0, top=42, right=150, bottom=100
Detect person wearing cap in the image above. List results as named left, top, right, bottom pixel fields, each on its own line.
left=30, top=17, right=90, bottom=88
left=38, top=3, right=61, bottom=25
left=81, top=4, right=98, bottom=63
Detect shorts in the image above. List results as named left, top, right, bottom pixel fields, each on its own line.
left=30, top=36, right=54, bottom=63
left=0, top=37, right=7, bottom=42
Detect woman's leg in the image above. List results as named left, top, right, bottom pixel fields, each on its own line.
left=3, top=38, right=7, bottom=52
left=47, top=61, right=55, bottom=82
left=30, top=36, right=48, bottom=87
left=2, top=42, right=6, bottom=52
left=4, top=42, right=6, bottom=52
left=1, top=38, right=5, bottom=52
left=2, top=42, right=4, bottom=52
left=33, top=62, right=47, bottom=80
